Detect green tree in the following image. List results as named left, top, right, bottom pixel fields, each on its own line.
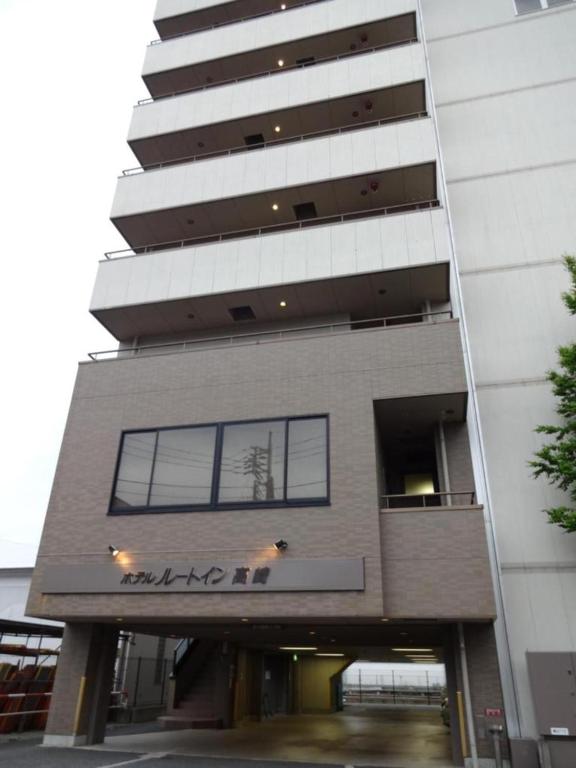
left=530, top=255, right=576, bottom=532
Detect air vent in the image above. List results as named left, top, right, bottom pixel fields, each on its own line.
left=293, top=201, right=317, bottom=221
left=296, top=56, right=316, bottom=67
left=244, top=133, right=265, bottom=147
left=229, top=305, right=256, bottom=322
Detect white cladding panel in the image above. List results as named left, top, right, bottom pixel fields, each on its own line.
left=113, top=118, right=436, bottom=218
left=429, top=7, right=576, bottom=106
left=92, top=208, right=450, bottom=310
left=155, top=0, right=230, bottom=21
left=461, top=264, right=573, bottom=384
left=144, top=0, right=417, bottom=75
left=130, top=44, right=426, bottom=141
left=438, top=80, right=576, bottom=183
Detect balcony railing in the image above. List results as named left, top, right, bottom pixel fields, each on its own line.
left=151, top=0, right=329, bottom=44
left=124, top=111, right=428, bottom=175
left=87, top=310, right=454, bottom=362
left=381, top=491, right=477, bottom=509
left=138, top=36, right=418, bottom=104
left=105, top=199, right=440, bottom=260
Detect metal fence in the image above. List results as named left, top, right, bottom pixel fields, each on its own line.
left=343, top=669, right=445, bottom=707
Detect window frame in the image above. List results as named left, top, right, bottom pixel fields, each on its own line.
left=513, top=0, right=575, bottom=14
left=108, top=414, right=330, bottom=516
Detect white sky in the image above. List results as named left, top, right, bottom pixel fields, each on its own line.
left=0, top=0, right=157, bottom=565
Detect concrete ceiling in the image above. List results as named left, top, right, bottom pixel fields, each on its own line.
left=112, top=162, right=437, bottom=250
left=145, top=15, right=417, bottom=97
left=92, top=262, right=449, bottom=342
left=130, top=81, right=427, bottom=168
left=154, top=0, right=326, bottom=40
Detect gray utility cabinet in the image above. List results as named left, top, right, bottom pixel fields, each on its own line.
left=527, top=652, right=576, bottom=736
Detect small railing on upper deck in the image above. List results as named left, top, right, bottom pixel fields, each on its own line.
left=123, top=111, right=428, bottom=176
left=105, top=199, right=440, bottom=260
left=381, top=491, right=477, bottom=509
left=150, top=0, right=329, bottom=44
left=138, top=36, right=419, bottom=104
left=87, top=310, right=454, bottom=362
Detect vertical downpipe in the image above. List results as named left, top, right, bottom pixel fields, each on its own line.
left=438, top=417, right=451, bottom=504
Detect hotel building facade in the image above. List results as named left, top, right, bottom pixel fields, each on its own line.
left=28, top=1, right=576, bottom=766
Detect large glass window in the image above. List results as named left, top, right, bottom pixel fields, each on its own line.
left=218, top=421, right=286, bottom=504
left=110, top=416, right=329, bottom=513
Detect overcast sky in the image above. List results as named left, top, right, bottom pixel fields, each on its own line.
left=0, top=0, right=157, bottom=565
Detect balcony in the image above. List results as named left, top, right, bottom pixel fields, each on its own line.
left=128, top=81, right=426, bottom=170
left=143, top=2, right=417, bottom=98
left=110, top=118, right=438, bottom=249
left=380, top=505, right=495, bottom=620
left=375, top=391, right=494, bottom=619
left=129, top=43, right=426, bottom=157
left=92, top=209, right=451, bottom=340
left=153, top=0, right=331, bottom=41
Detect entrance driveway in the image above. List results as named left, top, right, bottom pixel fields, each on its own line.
left=91, top=705, right=453, bottom=768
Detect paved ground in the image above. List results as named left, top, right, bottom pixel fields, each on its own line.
left=0, top=706, right=453, bottom=768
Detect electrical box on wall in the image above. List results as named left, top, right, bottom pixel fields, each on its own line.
left=527, top=652, right=576, bottom=736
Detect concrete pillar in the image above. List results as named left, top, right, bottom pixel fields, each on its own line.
left=44, top=622, right=118, bottom=747
left=463, top=623, right=509, bottom=767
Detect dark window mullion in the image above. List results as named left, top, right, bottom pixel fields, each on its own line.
left=211, top=425, right=224, bottom=508
left=146, top=431, right=160, bottom=507
left=283, top=419, right=290, bottom=503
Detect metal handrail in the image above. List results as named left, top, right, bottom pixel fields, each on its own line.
left=381, top=491, right=477, bottom=509
left=104, top=199, right=440, bottom=260
left=137, top=36, right=418, bottom=105
left=150, top=0, right=329, bottom=44
left=87, top=310, right=454, bottom=362
left=122, top=111, right=428, bottom=176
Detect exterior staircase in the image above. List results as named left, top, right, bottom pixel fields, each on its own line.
left=158, top=639, right=224, bottom=730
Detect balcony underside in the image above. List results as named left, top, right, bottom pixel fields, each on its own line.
left=154, top=0, right=329, bottom=40
left=129, top=44, right=426, bottom=150
left=111, top=148, right=437, bottom=249
left=91, top=261, right=449, bottom=341
left=144, top=12, right=417, bottom=98
left=130, top=81, right=426, bottom=168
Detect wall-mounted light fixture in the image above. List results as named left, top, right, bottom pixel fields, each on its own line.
left=277, top=59, right=285, bottom=67
left=108, top=545, right=120, bottom=558
left=274, top=539, right=288, bottom=551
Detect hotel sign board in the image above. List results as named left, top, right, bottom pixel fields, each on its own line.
left=42, top=558, right=365, bottom=594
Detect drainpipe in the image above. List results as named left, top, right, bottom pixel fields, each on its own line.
left=438, top=415, right=451, bottom=505
left=458, top=623, right=479, bottom=768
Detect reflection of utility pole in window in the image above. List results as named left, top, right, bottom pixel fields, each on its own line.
left=243, top=431, right=274, bottom=501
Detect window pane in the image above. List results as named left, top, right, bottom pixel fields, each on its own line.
left=515, top=0, right=542, bottom=13
left=149, top=427, right=217, bottom=506
left=219, top=421, right=286, bottom=503
left=287, top=418, right=328, bottom=500
left=113, top=433, right=156, bottom=508
left=547, top=0, right=572, bottom=6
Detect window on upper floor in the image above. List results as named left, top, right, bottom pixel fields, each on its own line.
left=109, top=415, right=329, bottom=514
left=514, top=0, right=574, bottom=13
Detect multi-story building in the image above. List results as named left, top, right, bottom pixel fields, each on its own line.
left=27, top=1, right=576, bottom=766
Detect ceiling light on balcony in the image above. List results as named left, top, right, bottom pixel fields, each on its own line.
left=274, top=125, right=282, bottom=133
left=272, top=203, right=279, bottom=211
left=279, top=300, right=287, bottom=308
left=277, top=59, right=285, bottom=67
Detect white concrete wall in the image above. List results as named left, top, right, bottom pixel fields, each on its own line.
left=93, top=207, right=450, bottom=310
left=113, top=117, right=436, bottom=218
left=129, top=43, right=425, bottom=141
left=422, top=0, right=576, bottom=740
left=145, top=0, right=416, bottom=76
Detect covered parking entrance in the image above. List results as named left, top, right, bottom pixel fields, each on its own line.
left=55, top=618, right=505, bottom=768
